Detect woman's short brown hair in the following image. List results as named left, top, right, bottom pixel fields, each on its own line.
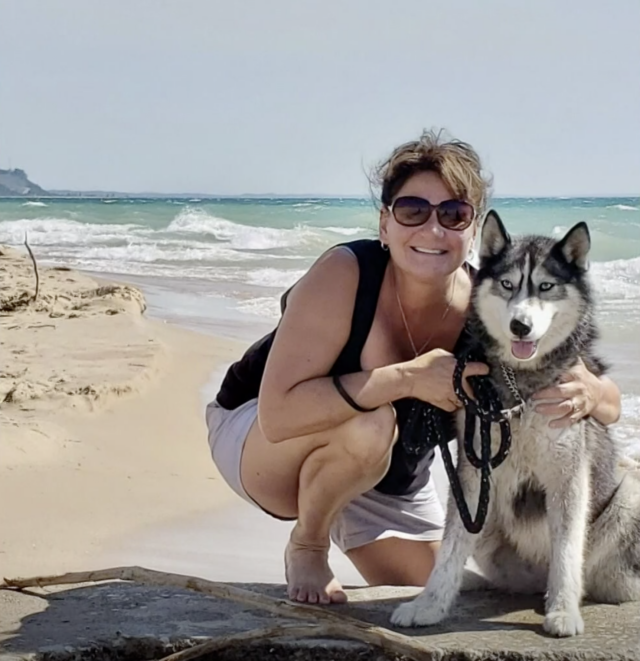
left=372, top=129, right=493, bottom=216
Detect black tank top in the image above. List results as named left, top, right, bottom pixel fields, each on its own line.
left=216, top=238, right=464, bottom=496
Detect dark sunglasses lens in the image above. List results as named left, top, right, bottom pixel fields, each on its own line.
left=437, top=201, right=475, bottom=230
left=392, top=196, right=432, bottom=226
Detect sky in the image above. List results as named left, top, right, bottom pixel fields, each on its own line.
left=0, top=0, right=638, bottom=197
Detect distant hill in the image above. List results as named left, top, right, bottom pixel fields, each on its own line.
left=0, top=169, right=49, bottom=197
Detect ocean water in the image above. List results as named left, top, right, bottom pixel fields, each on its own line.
left=1, top=196, right=639, bottom=454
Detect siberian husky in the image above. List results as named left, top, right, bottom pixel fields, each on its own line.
left=391, top=211, right=640, bottom=637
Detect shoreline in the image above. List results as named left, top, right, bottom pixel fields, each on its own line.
left=0, top=245, right=248, bottom=578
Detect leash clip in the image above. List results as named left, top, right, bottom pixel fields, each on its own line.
left=499, top=402, right=525, bottom=422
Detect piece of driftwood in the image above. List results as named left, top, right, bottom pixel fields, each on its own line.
left=159, top=622, right=421, bottom=661
left=23, top=232, right=39, bottom=302
left=1, top=566, right=430, bottom=661
left=157, top=625, right=322, bottom=661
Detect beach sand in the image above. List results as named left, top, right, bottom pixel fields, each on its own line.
left=0, top=245, right=243, bottom=577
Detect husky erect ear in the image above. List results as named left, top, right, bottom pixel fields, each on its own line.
left=479, top=210, right=511, bottom=261
left=556, top=222, right=591, bottom=270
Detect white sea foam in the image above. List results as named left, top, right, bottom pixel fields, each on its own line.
left=323, top=226, right=367, bottom=235
left=245, top=268, right=307, bottom=288
left=592, top=257, right=640, bottom=295
left=75, top=243, right=252, bottom=264
left=0, top=217, right=145, bottom=245
left=167, top=207, right=318, bottom=250
left=613, top=394, right=640, bottom=457
left=608, top=204, right=639, bottom=211
left=235, top=296, right=282, bottom=319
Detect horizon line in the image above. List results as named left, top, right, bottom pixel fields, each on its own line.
left=13, top=190, right=640, bottom=200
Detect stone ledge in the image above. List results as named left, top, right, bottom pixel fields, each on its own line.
left=1, top=582, right=638, bottom=660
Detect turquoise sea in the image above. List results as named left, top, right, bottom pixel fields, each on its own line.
left=1, top=196, right=639, bottom=454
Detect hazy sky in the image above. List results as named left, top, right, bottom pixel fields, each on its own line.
left=1, top=0, right=638, bottom=196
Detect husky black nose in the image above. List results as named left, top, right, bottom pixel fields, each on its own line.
left=510, top=319, right=532, bottom=337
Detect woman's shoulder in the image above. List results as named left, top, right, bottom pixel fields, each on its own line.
left=278, top=241, right=361, bottom=312
left=321, top=238, right=383, bottom=266
left=328, top=238, right=389, bottom=283
left=280, top=239, right=383, bottom=310
left=304, top=241, right=365, bottom=284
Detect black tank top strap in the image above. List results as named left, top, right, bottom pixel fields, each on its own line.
left=330, top=239, right=389, bottom=376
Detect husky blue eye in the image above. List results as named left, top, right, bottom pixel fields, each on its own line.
left=500, top=279, right=513, bottom=290
left=540, top=282, right=555, bottom=292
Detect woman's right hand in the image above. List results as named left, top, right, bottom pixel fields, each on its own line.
left=404, top=349, right=490, bottom=412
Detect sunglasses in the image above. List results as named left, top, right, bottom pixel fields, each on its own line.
left=389, top=196, right=475, bottom=231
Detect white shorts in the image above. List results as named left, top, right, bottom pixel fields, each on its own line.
left=205, top=397, right=445, bottom=553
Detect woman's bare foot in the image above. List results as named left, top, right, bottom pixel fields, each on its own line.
left=285, top=537, right=347, bottom=604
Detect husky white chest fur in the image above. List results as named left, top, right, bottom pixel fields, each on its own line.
left=483, top=408, right=580, bottom=570
left=391, top=211, right=640, bottom=637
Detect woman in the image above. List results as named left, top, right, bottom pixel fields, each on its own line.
left=206, top=130, right=621, bottom=605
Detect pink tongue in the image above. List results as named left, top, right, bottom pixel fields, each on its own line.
left=511, top=340, right=536, bottom=359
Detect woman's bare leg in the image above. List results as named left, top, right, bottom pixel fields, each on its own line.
left=346, top=538, right=440, bottom=587
left=240, top=404, right=397, bottom=603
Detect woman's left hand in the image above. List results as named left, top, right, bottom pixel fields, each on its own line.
left=532, top=358, right=603, bottom=428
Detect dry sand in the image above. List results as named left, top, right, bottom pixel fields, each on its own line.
left=0, top=245, right=244, bottom=577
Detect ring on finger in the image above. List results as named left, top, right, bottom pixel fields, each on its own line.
left=572, top=399, right=584, bottom=418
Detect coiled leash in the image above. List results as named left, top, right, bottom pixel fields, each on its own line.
left=400, top=346, right=524, bottom=534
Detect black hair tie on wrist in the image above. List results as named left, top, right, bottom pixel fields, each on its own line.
left=332, top=374, right=377, bottom=413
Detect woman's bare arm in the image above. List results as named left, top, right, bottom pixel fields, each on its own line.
left=257, top=248, right=411, bottom=443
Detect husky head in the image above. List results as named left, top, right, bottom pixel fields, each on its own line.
left=473, top=210, right=593, bottom=368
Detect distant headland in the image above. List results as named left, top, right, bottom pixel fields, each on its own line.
left=0, top=169, right=49, bottom=197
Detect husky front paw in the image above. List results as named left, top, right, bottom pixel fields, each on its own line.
left=390, top=598, right=448, bottom=628
left=543, top=608, right=584, bottom=637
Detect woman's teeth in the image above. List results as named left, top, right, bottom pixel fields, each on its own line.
left=412, top=247, right=445, bottom=255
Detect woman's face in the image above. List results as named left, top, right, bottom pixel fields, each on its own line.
left=380, top=170, right=477, bottom=282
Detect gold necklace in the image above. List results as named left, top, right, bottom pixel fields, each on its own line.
left=394, top=270, right=457, bottom=357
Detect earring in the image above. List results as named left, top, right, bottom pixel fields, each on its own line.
left=467, top=246, right=477, bottom=264
left=380, top=240, right=389, bottom=251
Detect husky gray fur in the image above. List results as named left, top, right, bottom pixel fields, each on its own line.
left=391, top=210, right=640, bottom=637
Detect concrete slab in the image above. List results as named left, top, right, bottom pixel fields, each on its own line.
left=1, top=580, right=639, bottom=660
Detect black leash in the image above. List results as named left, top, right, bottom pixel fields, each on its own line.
left=446, top=348, right=520, bottom=533
left=400, top=346, right=522, bottom=534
